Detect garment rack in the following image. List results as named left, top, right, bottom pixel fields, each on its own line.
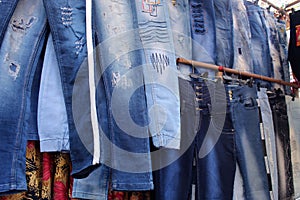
left=177, top=57, right=300, bottom=89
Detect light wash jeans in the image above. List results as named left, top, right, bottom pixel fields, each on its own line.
left=286, top=96, right=300, bottom=199
left=258, top=88, right=279, bottom=200
left=135, top=0, right=181, bottom=149
left=232, top=0, right=253, bottom=72
left=38, top=34, right=70, bottom=152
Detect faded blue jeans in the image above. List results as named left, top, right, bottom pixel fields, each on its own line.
left=190, top=0, right=217, bottom=78
left=214, top=0, right=234, bottom=68
left=244, top=1, right=272, bottom=88
left=0, top=0, right=47, bottom=194
left=93, top=0, right=153, bottom=190
left=231, top=0, right=253, bottom=72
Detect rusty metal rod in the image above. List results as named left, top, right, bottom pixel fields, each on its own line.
left=177, top=57, right=300, bottom=89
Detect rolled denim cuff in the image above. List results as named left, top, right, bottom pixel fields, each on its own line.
left=39, top=137, right=70, bottom=152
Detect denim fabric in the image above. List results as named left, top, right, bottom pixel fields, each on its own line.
left=277, top=20, right=291, bottom=95
left=228, top=84, right=271, bottom=200
left=264, top=10, right=284, bottom=90
left=135, top=0, right=181, bottom=149
left=0, top=0, right=19, bottom=47
left=233, top=165, right=246, bottom=200
left=38, top=34, right=70, bottom=152
left=72, top=165, right=110, bottom=200
left=94, top=0, right=153, bottom=190
left=244, top=1, right=272, bottom=88
left=0, top=0, right=47, bottom=194
left=43, top=0, right=100, bottom=178
left=232, top=0, right=253, bottom=72
left=167, top=0, right=193, bottom=80
left=153, top=77, right=236, bottom=200
left=258, top=88, right=278, bottom=200
left=190, top=0, right=217, bottom=78
left=214, top=0, right=234, bottom=68
left=268, top=90, right=294, bottom=199
left=286, top=96, right=300, bottom=199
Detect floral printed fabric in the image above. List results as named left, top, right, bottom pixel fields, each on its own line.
left=0, top=141, right=151, bottom=200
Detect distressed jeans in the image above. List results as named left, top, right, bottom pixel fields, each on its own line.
left=94, top=0, right=153, bottom=190
left=0, top=0, right=47, bottom=194
left=190, top=0, right=217, bottom=78
left=286, top=96, right=300, bottom=199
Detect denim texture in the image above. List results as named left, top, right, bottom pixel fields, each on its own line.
left=264, top=10, right=284, bottom=91
left=38, top=34, right=70, bottom=152
left=277, top=20, right=291, bottom=95
left=268, top=90, right=294, bottom=200
left=0, top=0, right=19, bottom=47
left=190, top=0, right=217, bottom=78
left=214, top=0, right=234, bottom=68
left=244, top=1, right=272, bottom=88
left=258, top=88, right=279, bottom=200
left=153, top=77, right=236, bottom=200
left=232, top=0, right=253, bottom=72
left=286, top=96, right=300, bottom=199
left=94, top=0, right=153, bottom=190
left=0, top=0, right=47, bottom=194
left=135, top=0, right=181, bottom=149
left=228, top=84, right=271, bottom=200
left=72, top=165, right=110, bottom=200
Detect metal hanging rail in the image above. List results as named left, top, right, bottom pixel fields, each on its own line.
left=177, top=57, right=300, bottom=89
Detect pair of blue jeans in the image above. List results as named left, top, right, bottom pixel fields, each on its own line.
left=244, top=1, right=272, bottom=88
left=153, top=77, right=236, bottom=200
left=0, top=0, right=47, bottom=194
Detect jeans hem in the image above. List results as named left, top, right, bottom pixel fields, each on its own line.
left=39, top=138, right=69, bottom=152
left=111, top=182, right=154, bottom=191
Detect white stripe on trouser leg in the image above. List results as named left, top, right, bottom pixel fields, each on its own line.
left=86, top=0, right=100, bottom=165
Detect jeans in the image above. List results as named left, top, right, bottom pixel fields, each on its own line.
left=231, top=0, right=253, bottom=72
left=153, top=77, right=236, bottom=200
left=286, top=96, right=300, bottom=199
left=268, top=90, right=294, bottom=199
left=135, top=0, right=181, bottom=149
left=0, top=0, right=19, bottom=47
left=228, top=84, right=271, bottom=200
left=38, top=34, right=70, bottom=152
left=214, top=0, right=234, bottom=68
left=94, top=0, right=153, bottom=190
left=72, top=165, right=110, bottom=200
left=190, top=0, right=217, bottom=78
left=0, top=0, right=47, bottom=194
left=258, top=88, right=279, bottom=200
left=277, top=20, right=291, bottom=94
left=264, top=10, right=284, bottom=90
left=167, top=0, right=193, bottom=80
left=244, top=1, right=272, bottom=88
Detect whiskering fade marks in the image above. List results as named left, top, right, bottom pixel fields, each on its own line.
left=61, top=7, right=73, bottom=26
left=112, top=71, right=121, bottom=87
left=150, top=53, right=169, bottom=74
left=8, top=62, right=21, bottom=80
left=11, top=16, right=36, bottom=33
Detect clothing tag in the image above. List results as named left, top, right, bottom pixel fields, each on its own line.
left=296, top=25, right=300, bottom=47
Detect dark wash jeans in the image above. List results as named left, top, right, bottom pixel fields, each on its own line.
left=153, top=78, right=271, bottom=200
left=153, top=77, right=236, bottom=200
left=268, top=90, right=294, bottom=200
